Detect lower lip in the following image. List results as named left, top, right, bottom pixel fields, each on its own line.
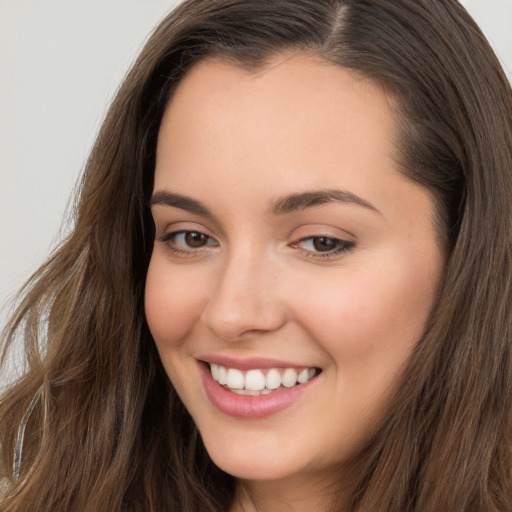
left=199, top=362, right=318, bottom=419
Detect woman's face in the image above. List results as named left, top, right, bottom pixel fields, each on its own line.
left=145, top=54, right=444, bottom=490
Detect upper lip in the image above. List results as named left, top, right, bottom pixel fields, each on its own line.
left=197, top=354, right=320, bottom=371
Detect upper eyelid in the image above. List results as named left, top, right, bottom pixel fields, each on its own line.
left=151, top=210, right=224, bottom=238
left=296, top=234, right=352, bottom=243
left=293, top=235, right=355, bottom=248
left=154, top=212, right=357, bottom=241
left=156, top=221, right=217, bottom=238
left=287, top=221, right=357, bottom=239
left=290, top=229, right=356, bottom=248
left=159, top=229, right=218, bottom=243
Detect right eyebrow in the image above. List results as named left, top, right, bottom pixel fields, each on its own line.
left=149, top=190, right=213, bottom=217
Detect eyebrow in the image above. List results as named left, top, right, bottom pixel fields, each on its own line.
left=149, top=190, right=213, bottom=216
left=270, top=189, right=381, bottom=216
left=149, top=188, right=380, bottom=217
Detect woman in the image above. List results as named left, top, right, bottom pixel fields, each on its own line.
left=1, top=0, right=511, bottom=510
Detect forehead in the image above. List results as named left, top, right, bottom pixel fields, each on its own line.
left=155, top=53, right=399, bottom=187
left=165, top=53, right=395, bottom=127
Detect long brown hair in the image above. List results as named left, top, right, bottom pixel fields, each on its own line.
left=1, top=1, right=511, bottom=510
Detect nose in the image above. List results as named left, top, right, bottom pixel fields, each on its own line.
left=200, top=249, right=287, bottom=342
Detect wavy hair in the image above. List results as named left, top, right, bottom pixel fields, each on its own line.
left=1, top=1, right=512, bottom=510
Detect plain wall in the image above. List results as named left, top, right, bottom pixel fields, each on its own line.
left=1, top=1, right=511, bottom=380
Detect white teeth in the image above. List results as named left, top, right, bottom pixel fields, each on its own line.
left=297, top=368, right=310, bottom=384
left=218, top=365, right=228, bottom=385
left=245, top=369, right=266, bottom=391
left=226, top=368, right=244, bottom=389
left=208, top=363, right=318, bottom=394
left=282, top=368, right=298, bottom=388
left=265, top=368, right=282, bottom=390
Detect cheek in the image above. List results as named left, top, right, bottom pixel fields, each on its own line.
left=144, top=256, right=206, bottom=348
left=290, top=253, right=439, bottom=367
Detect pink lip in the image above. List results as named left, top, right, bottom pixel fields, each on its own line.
left=198, top=354, right=313, bottom=371
left=198, top=361, right=319, bottom=419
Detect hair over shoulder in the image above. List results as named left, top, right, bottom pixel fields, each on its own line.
left=1, top=1, right=512, bottom=510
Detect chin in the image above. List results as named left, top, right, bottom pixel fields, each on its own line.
left=210, top=453, right=300, bottom=482
left=199, top=429, right=303, bottom=481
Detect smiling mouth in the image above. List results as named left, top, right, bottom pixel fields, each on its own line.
left=208, top=363, right=320, bottom=396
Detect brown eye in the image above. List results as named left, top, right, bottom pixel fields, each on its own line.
left=294, top=236, right=355, bottom=258
left=185, top=231, right=209, bottom=248
left=312, top=237, right=338, bottom=252
left=158, top=230, right=218, bottom=253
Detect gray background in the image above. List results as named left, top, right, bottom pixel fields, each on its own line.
left=1, top=1, right=511, bottom=357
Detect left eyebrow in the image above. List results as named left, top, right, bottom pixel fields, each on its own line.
left=270, top=189, right=381, bottom=216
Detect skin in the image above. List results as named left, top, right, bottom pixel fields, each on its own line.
left=145, top=54, right=445, bottom=511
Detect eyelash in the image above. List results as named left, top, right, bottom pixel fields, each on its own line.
left=157, top=230, right=355, bottom=259
left=292, top=236, right=355, bottom=259
left=157, top=230, right=219, bottom=256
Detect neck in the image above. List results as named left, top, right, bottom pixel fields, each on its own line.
left=229, top=472, right=349, bottom=512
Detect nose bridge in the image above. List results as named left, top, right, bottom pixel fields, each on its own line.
left=201, top=243, right=285, bottom=340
